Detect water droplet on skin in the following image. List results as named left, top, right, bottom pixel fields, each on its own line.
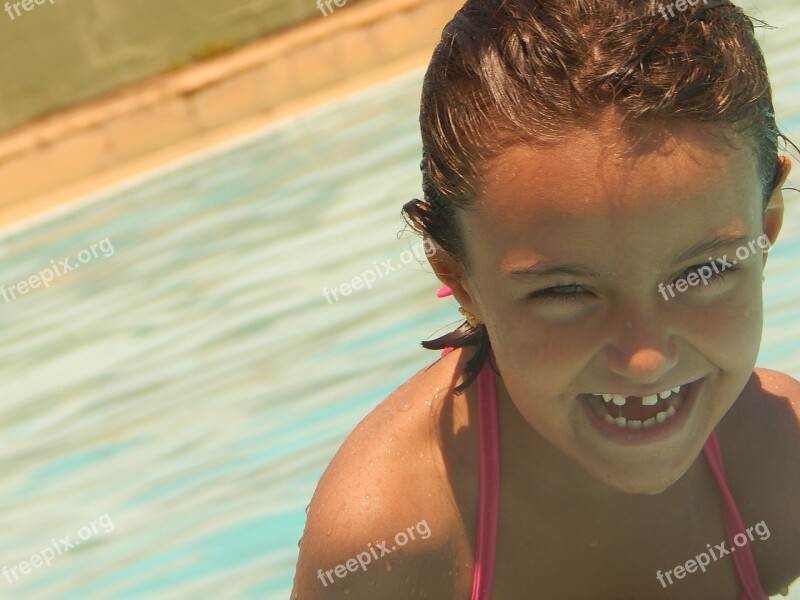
left=326, top=528, right=332, bottom=536
left=385, top=562, right=393, bottom=572
left=304, top=504, right=310, bottom=514
left=297, top=536, right=302, bottom=547
left=397, top=400, right=412, bottom=412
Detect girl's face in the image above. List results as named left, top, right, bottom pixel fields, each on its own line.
left=450, top=117, right=788, bottom=494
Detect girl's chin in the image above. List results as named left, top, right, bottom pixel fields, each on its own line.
left=590, top=469, right=688, bottom=496
left=570, top=434, right=708, bottom=496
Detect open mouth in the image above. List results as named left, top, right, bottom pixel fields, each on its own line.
left=578, top=378, right=704, bottom=443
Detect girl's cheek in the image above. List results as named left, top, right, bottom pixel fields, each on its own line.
left=656, top=287, right=763, bottom=376
left=675, top=278, right=762, bottom=330
left=493, top=318, right=600, bottom=380
left=683, top=296, right=762, bottom=353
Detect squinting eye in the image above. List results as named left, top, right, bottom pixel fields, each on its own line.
left=529, top=284, right=588, bottom=303
left=678, top=262, right=740, bottom=285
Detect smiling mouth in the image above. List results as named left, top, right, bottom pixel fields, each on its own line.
left=579, top=382, right=696, bottom=430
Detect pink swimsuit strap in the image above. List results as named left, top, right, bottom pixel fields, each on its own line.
left=470, top=359, right=768, bottom=600
left=703, top=431, right=769, bottom=599
left=470, top=357, right=500, bottom=600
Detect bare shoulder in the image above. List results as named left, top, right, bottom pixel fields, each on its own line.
left=733, top=368, right=800, bottom=451
left=291, top=349, right=477, bottom=600
left=727, top=367, right=800, bottom=435
left=752, top=367, right=800, bottom=410
left=721, top=368, right=800, bottom=595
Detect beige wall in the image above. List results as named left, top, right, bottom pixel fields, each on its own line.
left=0, top=0, right=364, bottom=134
left=0, top=0, right=462, bottom=214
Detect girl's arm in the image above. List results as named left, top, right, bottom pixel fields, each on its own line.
left=291, top=386, right=466, bottom=599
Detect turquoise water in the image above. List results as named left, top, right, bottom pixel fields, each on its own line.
left=0, top=3, right=798, bottom=598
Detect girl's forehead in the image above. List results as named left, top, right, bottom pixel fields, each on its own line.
left=474, top=125, right=761, bottom=220
left=460, top=134, right=765, bottom=267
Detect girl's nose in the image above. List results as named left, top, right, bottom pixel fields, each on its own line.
left=605, top=309, right=678, bottom=383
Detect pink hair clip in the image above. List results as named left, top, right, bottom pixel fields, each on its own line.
left=437, top=285, right=455, bottom=357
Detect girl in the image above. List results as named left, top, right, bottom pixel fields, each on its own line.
left=292, top=0, right=800, bottom=597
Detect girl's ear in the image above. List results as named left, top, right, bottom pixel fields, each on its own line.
left=425, top=239, right=482, bottom=320
left=762, top=156, right=792, bottom=265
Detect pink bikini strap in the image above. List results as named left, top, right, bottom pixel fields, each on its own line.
left=471, top=360, right=500, bottom=600
left=702, top=431, right=768, bottom=600
left=436, top=284, right=498, bottom=598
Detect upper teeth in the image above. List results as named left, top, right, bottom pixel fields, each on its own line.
left=593, top=386, right=681, bottom=406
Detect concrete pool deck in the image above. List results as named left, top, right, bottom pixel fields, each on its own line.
left=0, top=0, right=462, bottom=232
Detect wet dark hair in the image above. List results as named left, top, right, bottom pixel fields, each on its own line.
left=403, top=0, right=794, bottom=393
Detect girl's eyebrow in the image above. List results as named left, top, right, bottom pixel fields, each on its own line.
left=504, top=234, right=750, bottom=280
left=505, top=263, right=601, bottom=280
left=672, top=233, right=749, bottom=264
